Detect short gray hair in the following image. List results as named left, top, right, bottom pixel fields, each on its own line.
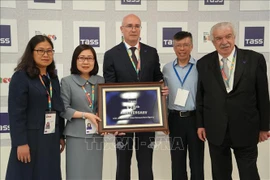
left=210, top=22, right=236, bottom=41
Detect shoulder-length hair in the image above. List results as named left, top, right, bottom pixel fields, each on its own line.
left=70, top=44, right=99, bottom=76
left=15, top=35, right=57, bottom=78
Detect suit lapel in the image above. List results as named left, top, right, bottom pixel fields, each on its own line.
left=33, top=77, right=47, bottom=96
left=118, top=42, right=138, bottom=79
left=232, top=48, right=245, bottom=89
left=210, top=52, right=227, bottom=92
left=139, top=43, right=146, bottom=79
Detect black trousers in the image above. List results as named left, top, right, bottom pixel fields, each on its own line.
left=208, top=130, right=260, bottom=180
left=115, top=132, right=155, bottom=180
left=168, top=112, right=204, bottom=180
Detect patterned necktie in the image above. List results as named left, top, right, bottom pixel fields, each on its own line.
left=221, top=57, right=229, bottom=78
left=130, top=47, right=138, bottom=67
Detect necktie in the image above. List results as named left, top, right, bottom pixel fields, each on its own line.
left=130, top=47, right=138, bottom=68
left=221, top=57, right=229, bottom=78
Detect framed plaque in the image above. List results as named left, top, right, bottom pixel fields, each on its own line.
left=98, top=82, right=168, bottom=133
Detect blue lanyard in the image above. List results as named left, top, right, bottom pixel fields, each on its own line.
left=173, top=60, right=193, bottom=87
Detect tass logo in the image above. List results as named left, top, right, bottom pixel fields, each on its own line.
left=121, top=0, right=141, bottom=5
left=79, top=27, right=100, bottom=47
left=0, top=113, right=10, bottom=133
left=204, top=0, right=224, bottom=5
left=35, top=31, right=57, bottom=41
left=163, top=27, right=182, bottom=47
left=0, top=25, right=11, bottom=46
left=244, top=27, right=264, bottom=46
left=34, top=0, right=56, bottom=3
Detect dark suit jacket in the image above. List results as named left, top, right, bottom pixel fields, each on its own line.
left=103, top=42, right=163, bottom=83
left=196, top=46, right=270, bottom=147
left=7, top=70, right=65, bottom=180
left=8, top=71, right=65, bottom=147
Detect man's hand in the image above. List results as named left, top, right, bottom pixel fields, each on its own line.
left=161, top=86, right=169, bottom=96
left=258, top=131, right=270, bottom=143
left=163, top=130, right=170, bottom=135
left=197, top=128, right=206, bottom=142
left=113, top=132, right=126, bottom=136
left=17, top=144, right=31, bottom=163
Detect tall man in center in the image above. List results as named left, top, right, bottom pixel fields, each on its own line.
left=103, top=14, right=164, bottom=180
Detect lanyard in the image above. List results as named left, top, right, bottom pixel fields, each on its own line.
left=173, top=60, right=193, bottom=87
left=39, top=74, right=52, bottom=111
left=220, top=50, right=237, bottom=87
left=82, top=84, right=94, bottom=109
left=125, top=43, right=140, bottom=74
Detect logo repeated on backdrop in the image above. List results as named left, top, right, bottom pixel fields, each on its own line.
left=0, top=25, right=11, bottom=46
left=162, top=27, right=182, bottom=47
left=79, top=27, right=100, bottom=47
left=0, top=113, right=10, bottom=133
left=34, top=0, right=56, bottom=3
left=121, top=0, right=141, bottom=5
left=244, top=27, right=264, bottom=47
left=204, top=0, right=224, bottom=5
left=35, top=31, right=57, bottom=41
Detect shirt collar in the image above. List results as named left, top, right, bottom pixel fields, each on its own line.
left=71, top=74, right=98, bottom=86
left=173, top=56, right=196, bottom=67
left=218, top=46, right=236, bottom=62
left=124, top=41, right=139, bottom=49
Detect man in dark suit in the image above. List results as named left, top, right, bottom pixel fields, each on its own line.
left=196, top=22, right=270, bottom=180
left=103, top=14, right=165, bottom=180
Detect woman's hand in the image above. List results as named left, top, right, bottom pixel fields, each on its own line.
left=85, top=113, right=101, bottom=128
left=60, top=139, right=65, bottom=153
left=17, top=144, right=31, bottom=163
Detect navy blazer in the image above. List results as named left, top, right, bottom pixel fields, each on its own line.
left=196, top=46, right=270, bottom=147
left=103, top=42, right=163, bottom=83
left=8, top=71, right=64, bottom=147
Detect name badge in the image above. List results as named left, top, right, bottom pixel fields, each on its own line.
left=85, top=119, right=97, bottom=134
left=174, top=88, right=189, bottom=107
left=44, top=111, right=56, bottom=134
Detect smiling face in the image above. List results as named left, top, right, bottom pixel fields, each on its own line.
left=173, top=37, right=193, bottom=64
left=76, top=49, right=95, bottom=76
left=120, top=14, right=141, bottom=46
left=212, top=26, right=235, bottom=57
left=33, top=41, right=54, bottom=69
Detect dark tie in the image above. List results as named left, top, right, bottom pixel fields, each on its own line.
left=130, top=47, right=138, bottom=67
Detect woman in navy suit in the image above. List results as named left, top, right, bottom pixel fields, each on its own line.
left=6, top=35, right=65, bottom=180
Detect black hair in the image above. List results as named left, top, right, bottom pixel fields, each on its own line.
left=70, top=44, right=99, bottom=75
left=15, top=35, right=56, bottom=78
left=173, top=31, right=193, bottom=44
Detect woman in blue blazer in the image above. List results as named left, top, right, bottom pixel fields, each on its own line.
left=6, top=35, right=65, bottom=180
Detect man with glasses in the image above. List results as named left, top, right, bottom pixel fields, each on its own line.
left=163, top=31, right=204, bottom=180
left=103, top=14, right=165, bottom=180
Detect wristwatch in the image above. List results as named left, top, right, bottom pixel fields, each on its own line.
left=82, top=112, right=86, bottom=119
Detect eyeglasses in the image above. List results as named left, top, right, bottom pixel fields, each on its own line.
left=34, top=49, right=55, bottom=56
left=123, top=24, right=141, bottom=30
left=174, top=43, right=191, bottom=49
left=77, top=56, right=95, bottom=63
